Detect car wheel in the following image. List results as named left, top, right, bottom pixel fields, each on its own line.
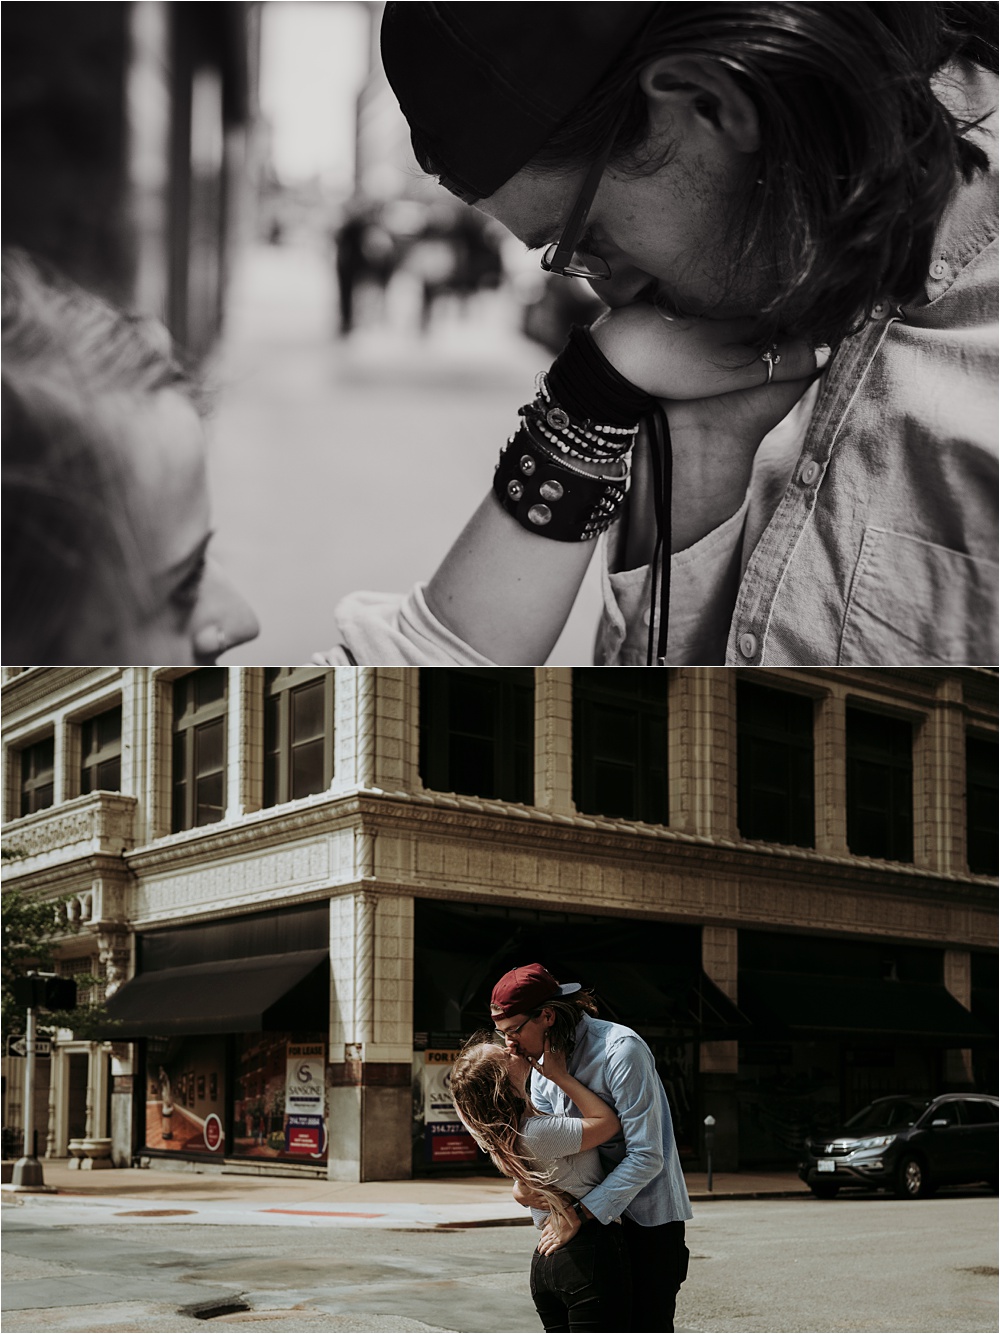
left=894, top=1154, right=930, bottom=1198
left=809, top=1183, right=840, bottom=1199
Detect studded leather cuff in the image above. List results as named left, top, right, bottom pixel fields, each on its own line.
left=493, top=426, right=628, bottom=542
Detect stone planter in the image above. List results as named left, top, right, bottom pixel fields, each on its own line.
left=67, top=1138, right=87, bottom=1170
left=78, top=1137, right=113, bottom=1169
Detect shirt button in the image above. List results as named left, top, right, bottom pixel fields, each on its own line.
left=929, top=258, right=947, bottom=280
left=739, top=632, right=758, bottom=659
left=871, top=302, right=886, bottom=318
left=799, top=460, right=821, bottom=486
left=642, top=607, right=652, bottom=626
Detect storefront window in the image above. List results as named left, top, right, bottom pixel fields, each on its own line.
left=145, top=1035, right=228, bottom=1156
left=233, top=1033, right=327, bottom=1162
left=144, top=1031, right=327, bottom=1162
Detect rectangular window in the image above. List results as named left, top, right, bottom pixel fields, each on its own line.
left=80, top=704, right=122, bottom=795
left=171, top=669, right=227, bottom=832
left=966, top=735, right=998, bottom=875
left=20, top=735, right=55, bottom=816
left=846, top=707, right=913, bottom=862
left=262, top=668, right=334, bottom=807
left=737, top=681, right=815, bottom=847
left=419, top=668, right=534, bottom=804
left=572, top=669, right=668, bottom=824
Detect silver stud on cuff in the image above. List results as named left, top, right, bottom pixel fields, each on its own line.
left=539, top=479, right=564, bottom=502
left=527, top=504, right=552, bottom=525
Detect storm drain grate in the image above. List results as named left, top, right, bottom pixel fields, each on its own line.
left=116, top=1209, right=197, bottom=1217
left=179, top=1297, right=253, bottom=1321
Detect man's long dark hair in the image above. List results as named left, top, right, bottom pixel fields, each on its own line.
left=417, top=2, right=997, bottom=348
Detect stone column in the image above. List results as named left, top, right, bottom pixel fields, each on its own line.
left=814, top=688, right=849, bottom=855
left=700, top=925, right=740, bottom=1171
left=914, top=678, right=966, bottom=874
left=146, top=672, right=174, bottom=840
left=235, top=667, right=264, bottom=816
left=332, top=668, right=413, bottom=795
left=328, top=891, right=413, bottom=1181
left=120, top=669, right=151, bottom=842
left=534, top=669, right=574, bottom=815
left=668, top=669, right=737, bottom=838
left=109, top=1044, right=135, bottom=1168
left=943, top=949, right=975, bottom=1088
left=52, top=715, right=69, bottom=805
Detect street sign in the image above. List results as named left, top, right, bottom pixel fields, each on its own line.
left=5, top=1036, right=52, bottom=1058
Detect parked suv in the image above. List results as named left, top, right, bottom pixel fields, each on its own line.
left=799, top=1094, right=999, bottom=1198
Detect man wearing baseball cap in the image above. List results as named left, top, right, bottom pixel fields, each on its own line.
left=491, top=963, right=692, bottom=1332
left=323, top=4, right=996, bottom=670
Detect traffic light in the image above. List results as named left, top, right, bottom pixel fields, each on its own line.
left=11, top=975, right=77, bottom=1010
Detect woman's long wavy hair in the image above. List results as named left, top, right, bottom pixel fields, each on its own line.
left=417, top=2, right=997, bottom=348
left=449, top=1040, right=570, bottom=1217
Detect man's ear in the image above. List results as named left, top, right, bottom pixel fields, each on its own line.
left=639, top=54, right=760, bottom=154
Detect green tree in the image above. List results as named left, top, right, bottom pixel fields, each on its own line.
left=2, top=882, right=115, bottom=1040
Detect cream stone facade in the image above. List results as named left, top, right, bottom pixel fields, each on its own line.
left=2, top=666, right=996, bottom=1180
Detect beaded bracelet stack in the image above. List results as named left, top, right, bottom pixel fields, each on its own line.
left=494, top=375, right=640, bottom=543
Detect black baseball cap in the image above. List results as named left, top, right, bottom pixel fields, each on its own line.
left=380, top=3, right=658, bottom=203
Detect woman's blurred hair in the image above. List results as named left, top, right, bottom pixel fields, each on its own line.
left=450, top=1039, right=569, bottom=1217
left=414, top=2, right=997, bottom=348
left=2, top=248, right=195, bottom=662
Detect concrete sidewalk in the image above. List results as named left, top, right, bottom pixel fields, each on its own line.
left=3, top=1160, right=810, bottom=1229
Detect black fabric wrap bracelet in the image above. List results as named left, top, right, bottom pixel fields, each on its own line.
left=547, top=325, right=657, bottom=425
left=493, top=428, right=627, bottom=543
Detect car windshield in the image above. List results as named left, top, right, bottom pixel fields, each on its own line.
left=843, top=1098, right=931, bottom=1133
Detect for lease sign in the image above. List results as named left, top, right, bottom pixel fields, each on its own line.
left=285, top=1043, right=325, bottom=1117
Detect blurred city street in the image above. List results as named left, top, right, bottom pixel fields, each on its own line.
left=207, top=239, right=604, bottom=667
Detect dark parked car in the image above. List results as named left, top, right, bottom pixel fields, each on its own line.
left=799, top=1094, right=999, bottom=1198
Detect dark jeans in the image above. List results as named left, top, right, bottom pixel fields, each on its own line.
left=530, top=1219, right=631, bottom=1333
left=621, top=1217, right=689, bottom=1333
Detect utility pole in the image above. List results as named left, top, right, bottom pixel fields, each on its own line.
left=10, top=972, right=77, bottom=1191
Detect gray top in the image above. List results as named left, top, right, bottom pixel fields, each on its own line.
left=519, top=1113, right=604, bottom=1201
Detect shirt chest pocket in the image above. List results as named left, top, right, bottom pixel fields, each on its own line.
left=839, top=527, right=999, bottom=665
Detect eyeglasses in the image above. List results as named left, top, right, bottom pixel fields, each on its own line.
left=493, top=1013, right=538, bottom=1042
left=540, top=108, right=628, bottom=282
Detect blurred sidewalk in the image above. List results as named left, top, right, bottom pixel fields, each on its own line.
left=206, top=241, right=603, bottom=667
left=3, top=1161, right=810, bottom=1229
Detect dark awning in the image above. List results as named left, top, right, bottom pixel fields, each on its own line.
left=100, top=949, right=329, bottom=1039
left=740, top=971, right=993, bottom=1046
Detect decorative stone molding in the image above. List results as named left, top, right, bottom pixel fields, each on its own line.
left=98, top=931, right=132, bottom=996
left=2, top=793, right=138, bottom=866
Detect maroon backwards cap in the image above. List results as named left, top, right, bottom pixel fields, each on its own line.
left=380, top=3, right=658, bottom=203
left=490, top=963, right=582, bottom=1019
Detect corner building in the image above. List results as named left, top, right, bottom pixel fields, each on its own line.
left=2, top=667, right=996, bottom=1179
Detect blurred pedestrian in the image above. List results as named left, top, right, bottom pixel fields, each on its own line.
left=318, top=3, right=997, bottom=668
left=2, top=248, right=258, bottom=664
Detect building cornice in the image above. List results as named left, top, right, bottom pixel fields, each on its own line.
left=1, top=666, right=124, bottom=721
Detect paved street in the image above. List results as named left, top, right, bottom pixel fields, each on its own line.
left=3, top=1190, right=996, bottom=1333
left=205, top=241, right=604, bottom=667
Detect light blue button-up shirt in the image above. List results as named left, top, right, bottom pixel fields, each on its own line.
left=528, top=1013, right=692, bottom=1228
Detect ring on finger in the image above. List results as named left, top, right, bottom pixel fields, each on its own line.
left=761, top=344, right=781, bottom=385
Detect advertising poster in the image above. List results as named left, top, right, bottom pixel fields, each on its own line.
left=420, top=1049, right=477, bottom=1164
left=144, top=1036, right=227, bottom=1155
left=284, top=1042, right=326, bottom=1157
